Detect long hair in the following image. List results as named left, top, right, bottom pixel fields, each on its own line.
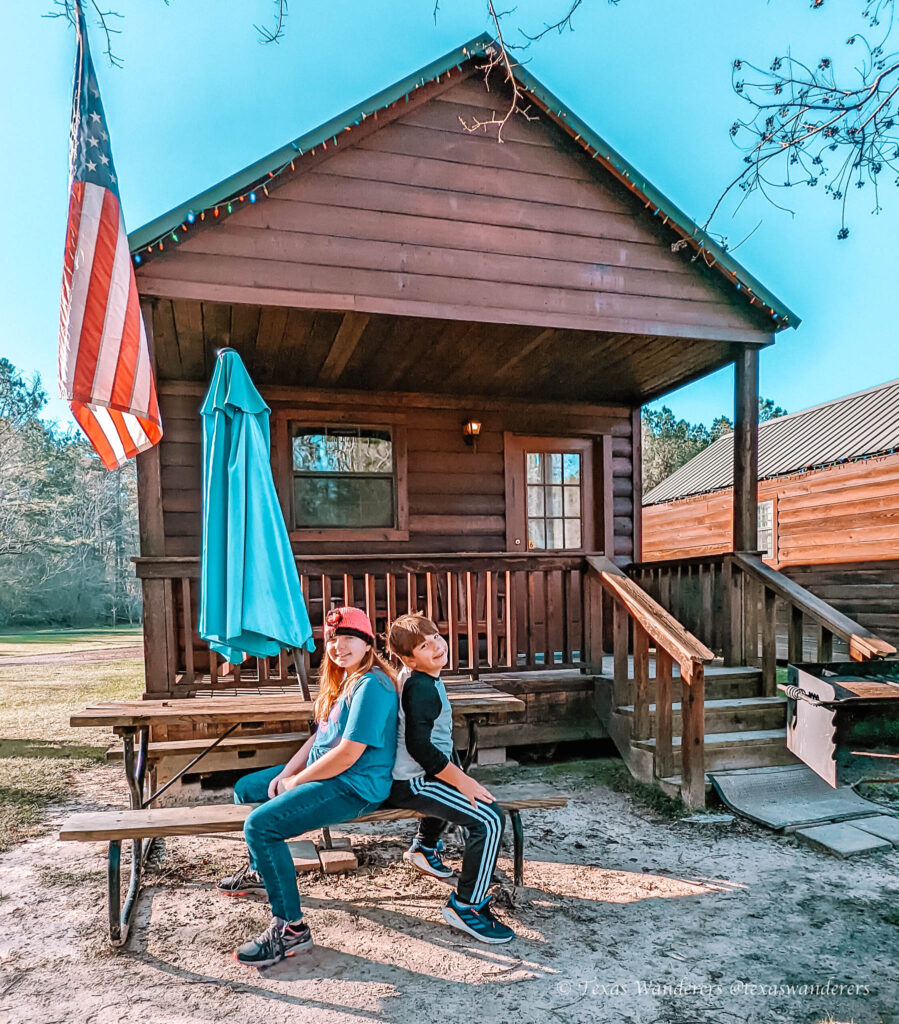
left=314, top=644, right=397, bottom=723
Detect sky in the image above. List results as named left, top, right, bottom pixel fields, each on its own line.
left=2, top=0, right=896, bottom=432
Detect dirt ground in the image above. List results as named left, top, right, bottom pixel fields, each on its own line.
left=1, top=758, right=897, bottom=1024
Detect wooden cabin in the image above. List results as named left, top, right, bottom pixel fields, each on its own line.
left=643, top=378, right=899, bottom=647
left=129, top=34, right=893, bottom=807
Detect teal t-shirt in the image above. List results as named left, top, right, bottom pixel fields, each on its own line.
left=307, top=668, right=398, bottom=805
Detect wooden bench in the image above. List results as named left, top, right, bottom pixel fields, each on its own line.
left=60, top=793, right=568, bottom=946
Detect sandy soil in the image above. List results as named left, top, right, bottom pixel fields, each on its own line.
left=1, top=759, right=897, bottom=1024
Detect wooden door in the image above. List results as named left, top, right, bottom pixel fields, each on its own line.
left=505, top=435, right=595, bottom=552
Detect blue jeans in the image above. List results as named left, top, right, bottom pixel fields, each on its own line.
left=234, top=764, right=378, bottom=922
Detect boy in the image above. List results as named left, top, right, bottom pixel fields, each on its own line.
left=387, top=613, right=514, bottom=944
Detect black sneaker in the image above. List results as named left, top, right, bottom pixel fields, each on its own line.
left=442, top=892, right=515, bottom=944
left=234, top=916, right=313, bottom=968
left=216, top=863, right=267, bottom=898
left=403, top=838, right=455, bottom=879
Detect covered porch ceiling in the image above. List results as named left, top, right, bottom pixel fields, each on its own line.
left=148, top=297, right=753, bottom=406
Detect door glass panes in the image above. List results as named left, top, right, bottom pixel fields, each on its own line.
left=526, top=450, right=583, bottom=550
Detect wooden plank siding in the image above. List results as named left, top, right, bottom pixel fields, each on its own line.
left=643, top=451, right=899, bottom=568
left=135, top=74, right=774, bottom=408
left=154, top=384, right=638, bottom=561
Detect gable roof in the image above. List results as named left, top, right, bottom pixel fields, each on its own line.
left=644, top=377, right=899, bottom=505
left=128, top=33, right=799, bottom=330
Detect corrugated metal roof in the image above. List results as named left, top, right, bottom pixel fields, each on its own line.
left=129, top=33, right=799, bottom=329
left=644, top=377, right=899, bottom=505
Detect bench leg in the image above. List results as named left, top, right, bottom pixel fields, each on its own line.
left=107, top=837, right=153, bottom=947
left=509, top=810, right=524, bottom=888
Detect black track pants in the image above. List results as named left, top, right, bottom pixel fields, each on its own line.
left=388, top=776, right=504, bottom=904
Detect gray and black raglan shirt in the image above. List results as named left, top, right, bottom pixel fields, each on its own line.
left=392, top=670, right=454, bottom=780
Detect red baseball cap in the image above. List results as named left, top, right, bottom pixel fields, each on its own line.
left=324, top=606, right=375, bottom=645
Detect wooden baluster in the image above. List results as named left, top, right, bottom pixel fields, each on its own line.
left=544, top=570, right=557, bottom=667
left=425, top=572, right=437, bottom=621
left=504, top=569, right=514, bottom=669
left=258, top=654, right=270, bottom=683
left=406, top=572, right=417, bottom=614
left=526, top=571, right=538, bottom=668
left=277, top=650, right=287, bottom=683
left=583, top=568, right=604, bottom=673
left=446, top=571, right=459, bottom=673
left=209, top=650, right=218, bottom=687
left=385, top=572, right=397, bottom=626
left=465, top=571, right=478, bottom=677
left=181, top=577, right=194, bottom=685
left=485, top=571, right=498, bottom=668
left=701, top=565, right=713, bottom=651
left=655, top=648, right=674, bottom=780
left=613, top=602, right=630, bottom=710
left=342, top=574, right=354, bottom=606
left=321, top=574, right=332, bottom=620
left=723, top=558, right=743, bottom=666
left=560, top=569, right=571, bottom=666
left=632, top=622, right=651, bottom=742
left=742, top=575, right=758, bottom=666
left=680, top=662, right=706, bottom=810
left=762, top=588, right=777, bottom=697
left=659, top=571, right=671, bottom=615
left=818, top=626, right=834, bottom=664
left=364, top=573, right=376, bottom=628
left=788, top=605, right=803, bottom=665
left=233, top=659, right=241, bottom=686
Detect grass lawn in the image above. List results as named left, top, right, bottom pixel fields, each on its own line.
left=0, top=655, right=144, bottom=852
left=0, top=625, right=143, bottom=658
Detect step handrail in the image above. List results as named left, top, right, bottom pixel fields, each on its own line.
left=586, top=555, right=714, bottom=683
left=730, top=552, right=896, bottom=661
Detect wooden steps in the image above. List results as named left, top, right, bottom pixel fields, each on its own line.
left=596, top=660, right=797, bottom=802
left=633, top=728, right=800, bottom=773
left=616, top=696, right=787, bottom=734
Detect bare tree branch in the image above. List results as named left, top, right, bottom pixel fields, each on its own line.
left=707, top=0, right=899, bottom=240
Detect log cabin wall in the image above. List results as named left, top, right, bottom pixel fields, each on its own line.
left=136, top=70, right=775, bottom=395
left=642, top=451, right=899, bottom=567
left=157, top=384, right=638, bottom=561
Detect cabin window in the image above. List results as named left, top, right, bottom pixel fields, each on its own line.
left=291, top=426, right=395, bottom=529
left=757, top=500, right=775, bottom=557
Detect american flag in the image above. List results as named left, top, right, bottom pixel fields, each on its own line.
left=58, top=5, right=162, bottom=470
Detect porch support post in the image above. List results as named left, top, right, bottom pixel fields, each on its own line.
left=137, top=297, right=176, bottom=697
left=732, top=348, right=759, bottom=552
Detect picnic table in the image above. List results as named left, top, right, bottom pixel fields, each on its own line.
left=70, top=680, right=525, bottom=812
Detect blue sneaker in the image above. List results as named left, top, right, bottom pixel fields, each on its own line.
left=442, top=892, right=515, bottom=944
left=403, top=837, right=455, bottom=879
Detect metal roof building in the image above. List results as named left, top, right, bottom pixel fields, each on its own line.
left=644, top=377, right=899, bottom=506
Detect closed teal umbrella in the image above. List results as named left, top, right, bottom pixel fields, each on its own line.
left=198, top=349, right=314, bottom=682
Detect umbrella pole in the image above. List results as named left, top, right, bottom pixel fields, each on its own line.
left=289, top=647, right=312, bottom=700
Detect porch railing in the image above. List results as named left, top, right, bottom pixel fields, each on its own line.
left=135, top=553, right=591, bottom=694
left=587, top=555, right=715, bottom=809
left=631, top=553, right=896, bottom=697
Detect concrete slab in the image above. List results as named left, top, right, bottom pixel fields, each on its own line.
left=848, top=814, right=899, bottom=845
left=286, top=840, right=320, bottom=872
left=795, top=821, right=893, bottom=858
left=318, top=847, right=358, bottom=873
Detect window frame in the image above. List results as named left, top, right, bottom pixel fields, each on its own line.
left=273, top=409, right=409, bottom=542
left=757, top=498, right=776, bottom=560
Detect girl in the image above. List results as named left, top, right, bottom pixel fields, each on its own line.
left=218, top=606, right=398, bottom=968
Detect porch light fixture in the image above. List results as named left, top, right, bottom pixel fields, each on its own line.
left=462, top=418, right=482, bottom=453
